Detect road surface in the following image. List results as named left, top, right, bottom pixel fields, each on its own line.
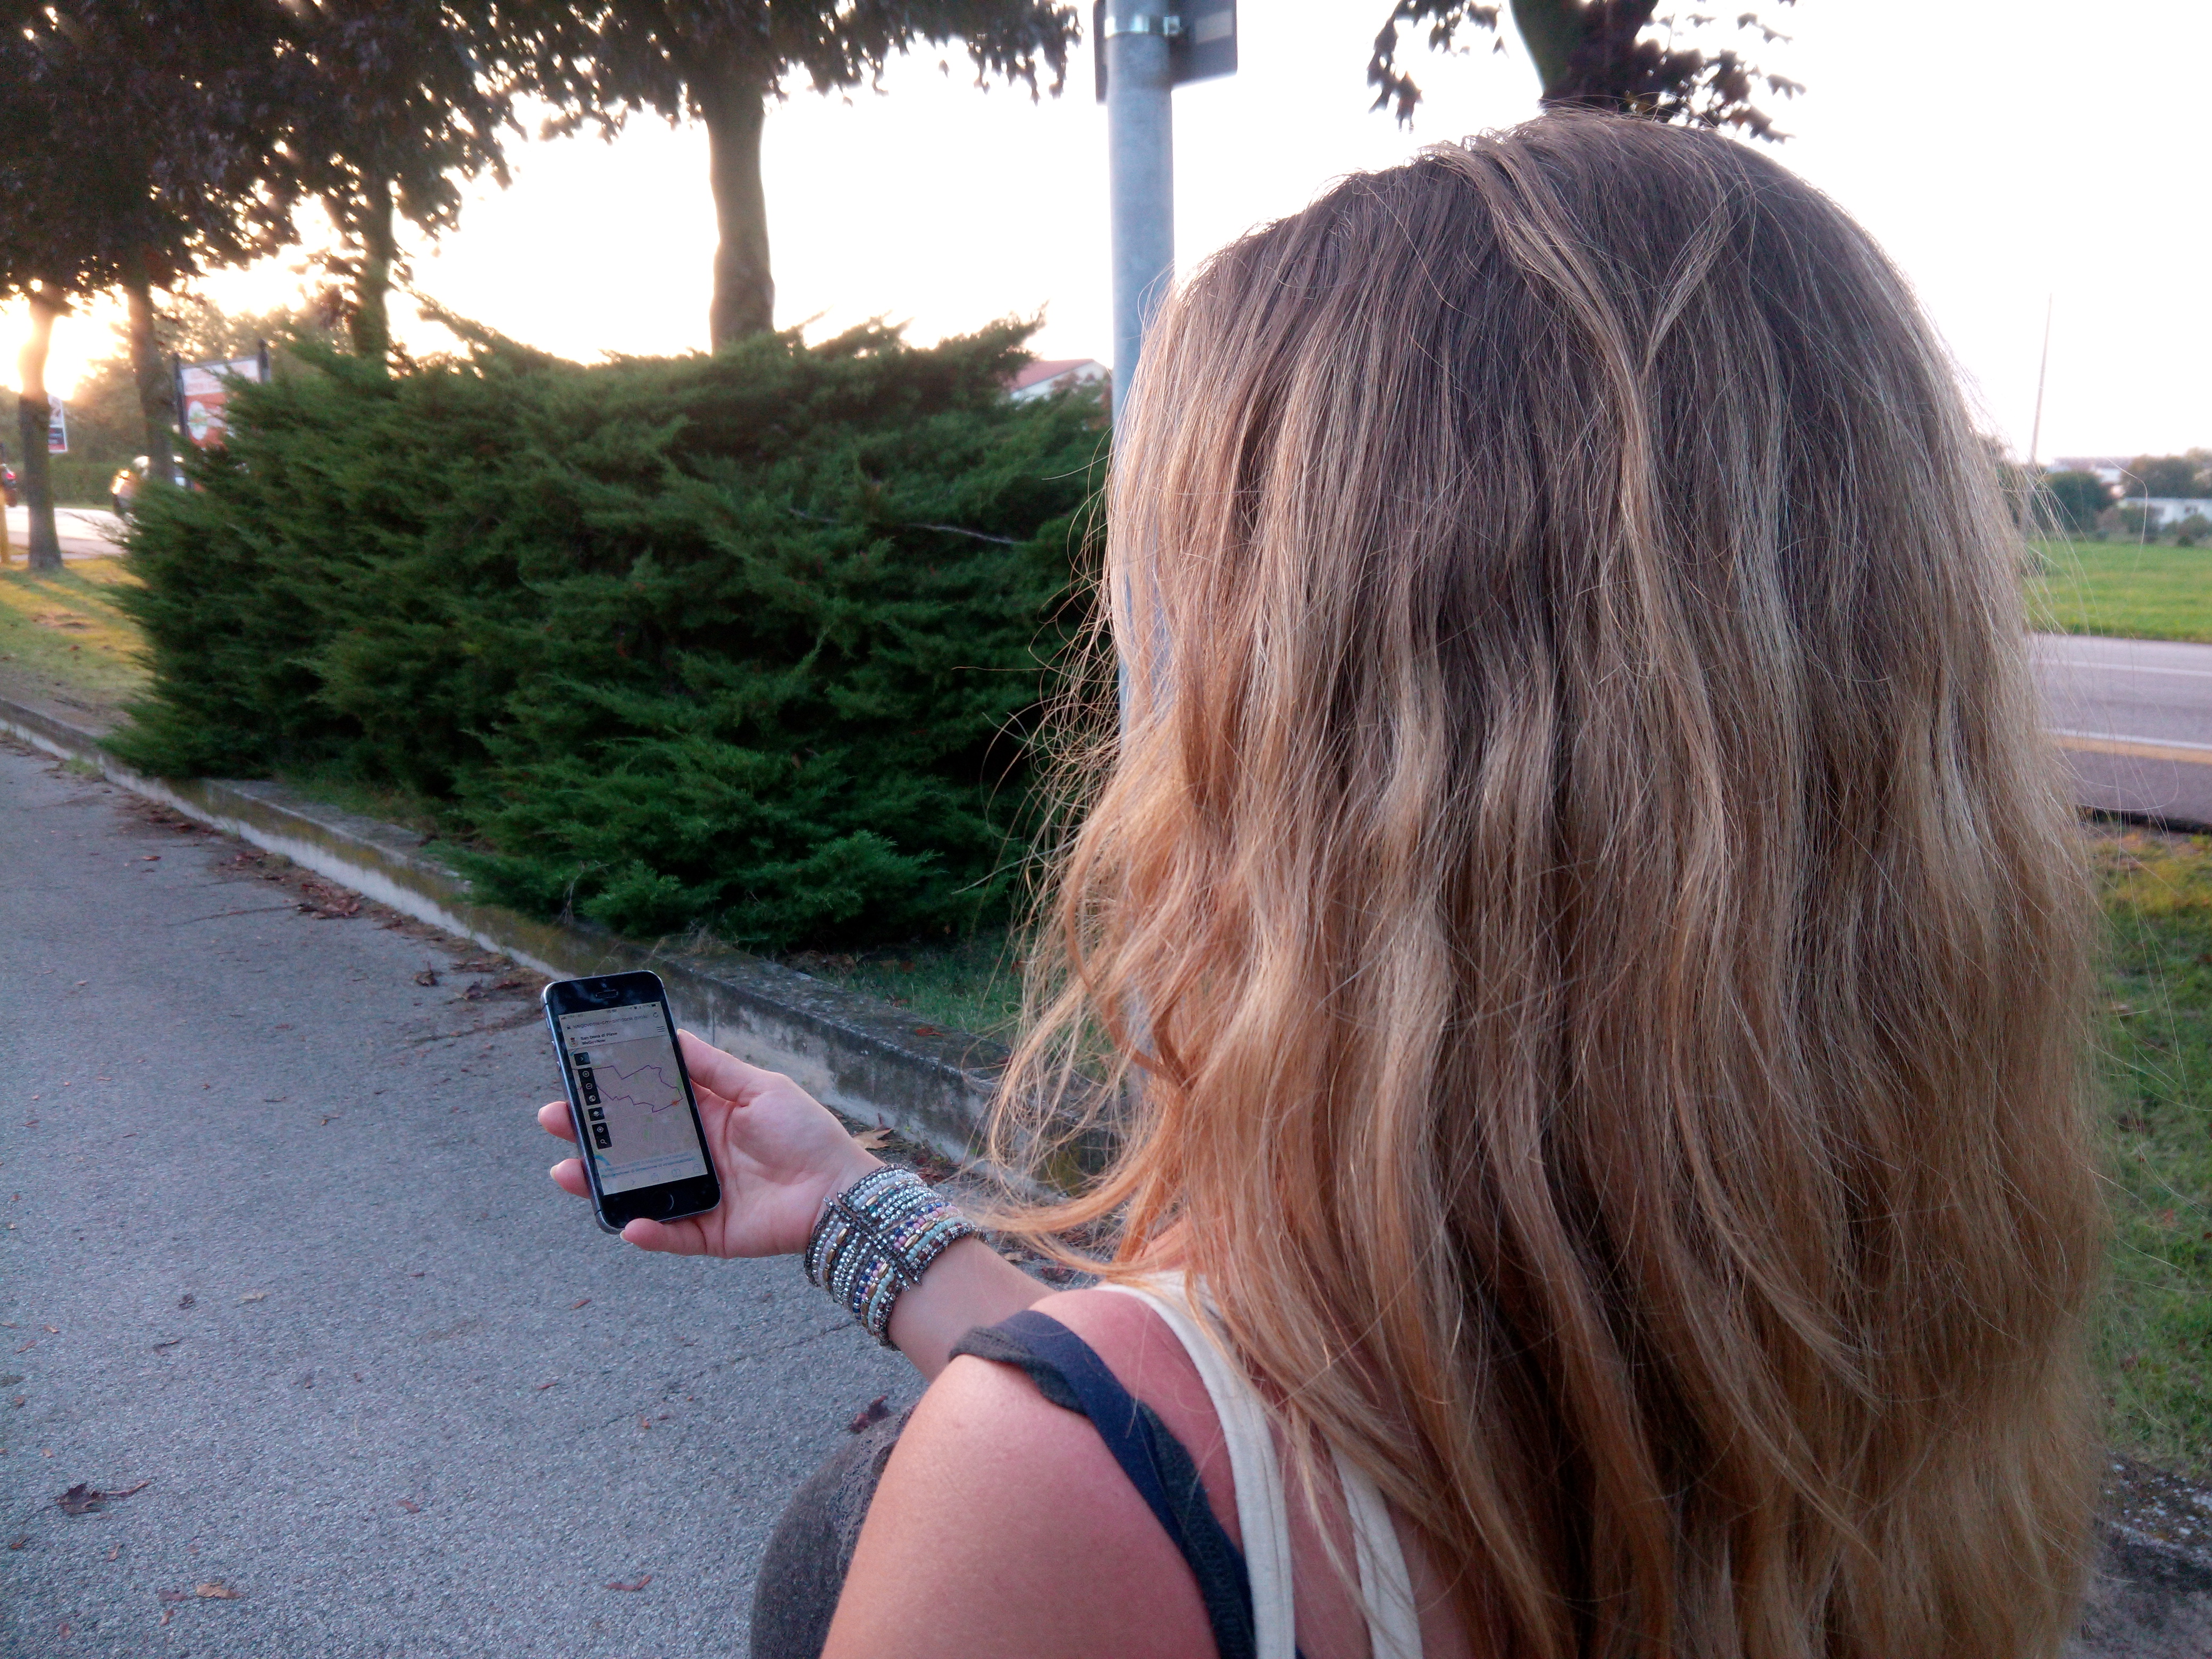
left=0, top=740, right=915, bottom=1656
left=2034, top=634, right=2212, bottom=827
left=3, top=505, right=125, bottom=562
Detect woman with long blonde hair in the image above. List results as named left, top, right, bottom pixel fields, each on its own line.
left=538, top=110, right=2102, bottom=1659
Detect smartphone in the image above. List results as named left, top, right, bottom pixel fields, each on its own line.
left=541, top=970, right=722, bottom=1233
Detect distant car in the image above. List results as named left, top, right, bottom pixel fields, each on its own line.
left=111, top=456, right=185, bottom=517
left=2, top=458, right=16, bottom=508
left=111, top=458, right=141, bottom=517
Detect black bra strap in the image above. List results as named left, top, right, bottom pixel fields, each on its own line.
left=952, top=1310, right=1261, bottom=1659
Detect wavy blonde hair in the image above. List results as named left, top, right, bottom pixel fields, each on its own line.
left=998, top=112, right=2101, bottom=1659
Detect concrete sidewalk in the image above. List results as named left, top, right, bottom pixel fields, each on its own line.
left=0, top=740, right=914, bottom=1656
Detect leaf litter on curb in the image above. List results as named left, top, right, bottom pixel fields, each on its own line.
left=606, top=1574, right=652, bottom=1592
left=848, top=1394, right=892, bottom=1434
left=160, top=1582, right=241, bottom=1603
left=850, top=1127, right=893, bottom=1151
left=57, top=1479, right=150, bottom=1514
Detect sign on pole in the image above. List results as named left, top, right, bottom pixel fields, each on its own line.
left=46, top=400, right=66, bottom=454
left=173, top=341, right=271, bottom=450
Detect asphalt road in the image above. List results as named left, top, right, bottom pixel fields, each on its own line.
left=0, top=740, right=916, bottom=1656
left=2034, top=634, right=2212, bottom=827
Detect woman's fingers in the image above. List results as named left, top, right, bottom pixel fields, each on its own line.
left=549, top=1157, right=591, bottom=1198
left=676, top=1030, right=781, bottom=1107
left=620, top=1215, right=710, bottom=1256
left=538, top=1100, right=580, bottom=1143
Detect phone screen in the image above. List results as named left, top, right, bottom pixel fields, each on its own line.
left=553, top=1001, right=710, bottom=1195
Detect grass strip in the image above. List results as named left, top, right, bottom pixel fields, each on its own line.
left=2029, top=537, right=2212, bottom=644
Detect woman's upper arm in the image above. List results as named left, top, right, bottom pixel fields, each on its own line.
left=821, top=1350, right=1215, bottom=1659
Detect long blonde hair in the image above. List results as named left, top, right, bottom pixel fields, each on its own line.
left=1000, top=112, right=2101, bottom=1659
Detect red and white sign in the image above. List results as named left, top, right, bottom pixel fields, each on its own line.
left=178, top=356, right=264, bottom=449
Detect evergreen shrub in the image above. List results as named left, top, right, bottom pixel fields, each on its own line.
left=113, top=322, right=1103, bottom=948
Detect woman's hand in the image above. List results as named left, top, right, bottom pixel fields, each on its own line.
left=537, top=1029, right=881, bottom=1259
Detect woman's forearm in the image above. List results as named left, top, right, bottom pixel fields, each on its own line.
left=886, top=1236, right=1052, bottom=1380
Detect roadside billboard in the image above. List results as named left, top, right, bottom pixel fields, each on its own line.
left=173, top=343, right=271, bottom=450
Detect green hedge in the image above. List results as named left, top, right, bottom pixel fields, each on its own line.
left=112, top=322, right=1103, bottom=948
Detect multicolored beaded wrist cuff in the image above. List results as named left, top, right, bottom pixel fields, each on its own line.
left=804, top=1167, right=976, bottom=1345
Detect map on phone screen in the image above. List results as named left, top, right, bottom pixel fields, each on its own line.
left=554, top=1003, right=709, bottom=1194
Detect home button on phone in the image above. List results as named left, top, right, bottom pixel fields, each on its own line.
left=657, top=1191, right=683, bottom=1217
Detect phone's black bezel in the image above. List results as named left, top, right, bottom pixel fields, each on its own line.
left=541, top=969, right=722, bottom=1234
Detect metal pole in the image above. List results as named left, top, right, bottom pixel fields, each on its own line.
left=2026, top=294, right=2052, bottom=470
left=1105, top=0, right=1175, bottom=432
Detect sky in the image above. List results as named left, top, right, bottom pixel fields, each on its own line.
left=15, top=0, right=2208, bottom=462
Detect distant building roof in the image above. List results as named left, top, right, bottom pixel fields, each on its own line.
left=1008, top=358, right=1109, bottom=401
left=2049, top=456, right=2133, bottom=481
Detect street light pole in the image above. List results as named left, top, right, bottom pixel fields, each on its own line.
left=1104, top=0, right=1175, bottom=432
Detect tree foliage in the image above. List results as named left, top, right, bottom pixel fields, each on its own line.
left=2125, top=454, right=2212, bottom=500
left=281, top=1, right=559, bottom=358
left=113, top=322, right=1104, bottom=948
left=0, top=0, right=301, bottom=300
left=2041, top=470, right=2113, bottom=536
left=1367, top=0, right=1804, bottom=138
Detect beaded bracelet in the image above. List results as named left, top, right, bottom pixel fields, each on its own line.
left=804, top=1167, right=976, bottom=1345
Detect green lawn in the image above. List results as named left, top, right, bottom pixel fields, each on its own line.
left=2092, top=826, right=2212, bottom=1476
left=0, top=556, right=147, bottom=716
left=785, top=931, right=1029, bottom=1045
left=2028, top=537, right=2212, bottom=643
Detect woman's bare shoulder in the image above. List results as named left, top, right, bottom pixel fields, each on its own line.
left=820, top=1289, right=1218, bottom=1659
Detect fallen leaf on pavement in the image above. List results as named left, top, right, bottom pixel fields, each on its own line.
left=848, top=1394, right=892, bottom=1434
left=7, top=1535, right=27, bottom=1550
left=397, top=1499, right=420, bottom=1513
left=156, top=1589, right=189, bottom=1605
left=177, top=1294, right=195, bottom=1309
left=105, top=1544, right=119, bottom=1561
left=160, top=1608, right=174, bottom=1626
left=56, top=1484, right=103, bottom=1514
left=238, top=1292, right=267, bottom=1303
left=850, top=1128, right=893, bottom=1151
left=414, top=968, right=440, bottom=987
left=152, top=1338, right=182, bottom=1352
left=534, top=1380, right=557, bottom=1390
left=13, top=1340, right=33, bottom=1353
left=569, top=1298, right=590, bottom=1310
left=194, top=1581, right=240, bottom=1599
left=606, top=1574, right=652, bottom=1592
left=43, top=1326, right=57, bottom=1334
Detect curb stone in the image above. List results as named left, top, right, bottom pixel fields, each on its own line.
left=0, top=692, right=1010, bottom=1178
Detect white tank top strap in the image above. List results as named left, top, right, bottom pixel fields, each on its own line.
left=1096, top=1273, right=1424, bottom=1659
left=1331, top=1445, right=1423, bottom=1659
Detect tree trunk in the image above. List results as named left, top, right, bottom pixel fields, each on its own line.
left=348, top=174, right=396, bottom=364
left=123, top=263, right=175, bottom=501
left=1510, top=0, right=1586, bottom=96
left=699, top=74, right=774, bottom=348
left=16, top=291, right=63, bottom=573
